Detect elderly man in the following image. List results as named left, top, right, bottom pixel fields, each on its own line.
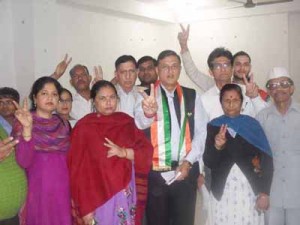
left=256, top=67, right=300, bottom=225
left=136, top=50, right=208, bottom=225
left=68, top=64, right=93, bottom=120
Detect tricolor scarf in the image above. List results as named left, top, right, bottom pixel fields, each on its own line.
left=151, top=81, right=192, bottom=170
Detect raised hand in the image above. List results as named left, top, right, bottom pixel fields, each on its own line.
left=104, top=138, right=126, bottom=158
left=140, top=84, right=158, bottom=118
left=110, top=77, right=118, bottom=85
left=52, top=54, right=72, bottom=79
left=177, top=24, right=190, bottom=53
left=214, top=124, right=227, bottom=150
left=13, top=98, right=32, bottom=132
left=0, top=137, right=19, bottom=162
left=243, top=73, right=259, bottom=98
left=91, top=65, right=103, bottom=86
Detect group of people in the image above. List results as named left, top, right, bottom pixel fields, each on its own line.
left=0, top=24, right=299, bottom=225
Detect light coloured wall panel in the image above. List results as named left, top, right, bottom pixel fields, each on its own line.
left=172, top=13, right=290, bottom=94
left=1, top=0, right=297, bottom=102
left=289, top=12, right=300, bottom=102
left=32, top=1, right=177, bottom=93
left=0, top=0, right=16, bottom=88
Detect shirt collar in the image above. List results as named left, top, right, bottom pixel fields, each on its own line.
left=160, top=84, right=176, bottom=98
left=116, top=84, right=136, bottom=96
left=74, top=92, right=91, bottom=103
left=269, top=98, right=300, bottom=115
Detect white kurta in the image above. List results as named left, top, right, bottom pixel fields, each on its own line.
left=210, top=164, right=264, bottom=225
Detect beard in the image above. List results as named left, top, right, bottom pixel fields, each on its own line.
left=233, top=73, right=250, bottom=83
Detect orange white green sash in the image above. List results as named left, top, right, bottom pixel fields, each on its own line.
left=151, top=81, right=192, bottom=170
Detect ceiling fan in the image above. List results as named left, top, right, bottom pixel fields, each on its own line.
left=229, top=0, right=293, bottom=8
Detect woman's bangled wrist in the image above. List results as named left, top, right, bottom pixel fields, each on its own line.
left=122, top=148, right=127, bottom=158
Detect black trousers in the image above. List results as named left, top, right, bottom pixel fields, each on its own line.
left=146, top=162, right=199, bottom=225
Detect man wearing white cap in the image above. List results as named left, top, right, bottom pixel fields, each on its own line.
left=256, top=67, right=300, bottom=225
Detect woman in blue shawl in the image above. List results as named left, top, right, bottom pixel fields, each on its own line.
left=203, top=83, right=273, bottom=225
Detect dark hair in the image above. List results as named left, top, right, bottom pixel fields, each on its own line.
left=60, top=88, right=73, bottom=101
left=0, top=87, right=20, bottom=103
left=207, top=47, right=233, bottom=70
left=219, top=83, right=243, bottom=103
left=137, top=56, right=157, bottom=67
left=233, top=51, right=251, bottom=63
left=29, top=76, right=63, bottom=110
left=115, top=55, right=137, bottom=70
left=157, top=50, right=181, bottom=65
left=91, top=80, right=118, bottom=100
left=69, top=64, right=90, bottom=77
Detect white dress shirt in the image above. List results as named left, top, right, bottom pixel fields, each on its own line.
left=201, top=84, right=267, bottom=121
left=116, top=85, right=141, bottom=118
left=70, top=93, right=92, bottom=120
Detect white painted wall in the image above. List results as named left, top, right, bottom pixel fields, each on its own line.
left=1, top=0, right=299, bottom=101
left=176, top=13, right=290, bottom=93
left=0, top=0, right=16, bottom=88
left=289, top=12, right=300, bottom=102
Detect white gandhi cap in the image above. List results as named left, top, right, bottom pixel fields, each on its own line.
left=267, top=67, right=291, bottom=81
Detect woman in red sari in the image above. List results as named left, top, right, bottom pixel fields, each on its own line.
left=68, top=80, right=153, bottom=225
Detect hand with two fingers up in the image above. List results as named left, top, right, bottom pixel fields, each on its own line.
left=214, top=124, right=227, bottom=150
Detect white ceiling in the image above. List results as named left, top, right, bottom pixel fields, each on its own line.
left=57, top=0, right=300, bottom=23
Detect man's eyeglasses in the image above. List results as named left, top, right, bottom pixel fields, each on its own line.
left=0, top=100, right=14, bottom=107
left=212, top=62, right=232, bottom=71
left=159, top=64, right=181, bottom=73
left=266, top=80, right=293, bottom=90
